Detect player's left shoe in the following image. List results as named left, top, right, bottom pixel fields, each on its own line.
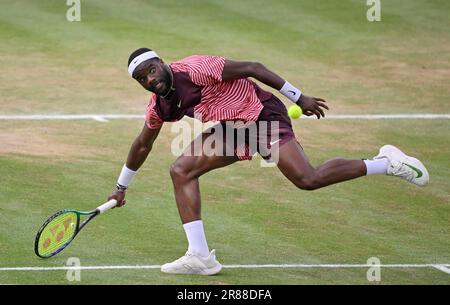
left=374, top=144, right=429, bottom=187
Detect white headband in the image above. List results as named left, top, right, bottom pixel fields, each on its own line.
left=128, top=51, right=160, bottom=76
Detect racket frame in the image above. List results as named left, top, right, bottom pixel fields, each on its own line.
left=34, top=199, right=117, bottom=258
left=34, top=208, right=98, bottom=258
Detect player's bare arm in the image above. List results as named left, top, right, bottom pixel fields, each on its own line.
left=108, top=124, right=161, bottom=207
left=126, top=124, right=161, bottom=170
left=222, top=59, right=329, bottom=119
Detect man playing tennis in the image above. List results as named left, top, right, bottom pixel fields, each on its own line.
left=108, top=48, right=429, bottom=275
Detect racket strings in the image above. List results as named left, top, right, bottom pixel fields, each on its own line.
left=37, top=212, right=78, bottom=257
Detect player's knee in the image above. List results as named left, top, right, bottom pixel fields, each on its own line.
left=169, top=162, right=190, bottom=182
left=293, top=175, right=320, bottom=191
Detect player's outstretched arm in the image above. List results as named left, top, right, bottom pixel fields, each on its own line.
left=108, top=124, right=161, bottom=207
left=222, top=59, right=329, bottom=119
left=222, top=59, right=285, bottom=90
left=126, top=124, right=161, bottom=171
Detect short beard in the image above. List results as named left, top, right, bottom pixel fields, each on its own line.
left=159, top=64, right=173, bottom=97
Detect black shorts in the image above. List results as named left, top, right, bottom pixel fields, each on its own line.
left=212, top=94, right=296, bottom=161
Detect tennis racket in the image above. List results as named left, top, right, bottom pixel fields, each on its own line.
left=34, top=199, right=118, bottom=258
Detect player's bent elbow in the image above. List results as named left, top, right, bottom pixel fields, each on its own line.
left=239, top=61, right=264, bottom=79
left=250, top=62, right=265, bottom=77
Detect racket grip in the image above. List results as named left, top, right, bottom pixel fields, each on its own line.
left=97, top=199, right=118, bottom=214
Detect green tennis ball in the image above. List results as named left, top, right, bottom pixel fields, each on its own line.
left=288, top=104, right=303, bottom=119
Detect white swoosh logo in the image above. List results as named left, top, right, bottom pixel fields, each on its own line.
left=269, top=139, right=281, bottom=146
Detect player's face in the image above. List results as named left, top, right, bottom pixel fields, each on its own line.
left=133, top=59, right=171, bottom=96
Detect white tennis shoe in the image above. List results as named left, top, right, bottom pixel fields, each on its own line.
left=161, top=249, right=222, bottom=275
left=374, top=144, right=429, bottom=187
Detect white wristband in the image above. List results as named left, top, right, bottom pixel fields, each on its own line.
left=117, top=164, right=137, bottom=187
left=280, top=81, right=302, bottom=103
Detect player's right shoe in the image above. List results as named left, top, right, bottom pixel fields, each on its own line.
left=374, top=144, right=429, bottom=187
left=161, top=249, right=222, bottom=275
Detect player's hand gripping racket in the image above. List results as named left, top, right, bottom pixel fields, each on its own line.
left=34, top=199, right=118, bottom=258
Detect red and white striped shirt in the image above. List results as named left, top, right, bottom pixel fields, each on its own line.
left=145, top=55, right=265, bottom=129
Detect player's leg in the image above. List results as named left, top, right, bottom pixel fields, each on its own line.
left=257, top=95, right=376, bottom=190
left=275, top=139, right=367, bottom=190
left=162, top=125, right=239, bottom=275
left=170, top=146, right=238, bottom=224
left=275, top=139, right=429, bottom=190
left=257, top=92, right=428, bottom=189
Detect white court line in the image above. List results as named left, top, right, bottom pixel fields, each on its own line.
left=434, top=265, right=450, bottom=275
left=315, top=114, right=450, bottom=120
left=1, top=264, right=449, bottom=273
left=0, top=114, right=144, bottom=122
left=0, top=114, right=449, bottom=121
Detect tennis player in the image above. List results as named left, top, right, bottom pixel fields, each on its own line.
left=107, top=48, right=429, bottom=275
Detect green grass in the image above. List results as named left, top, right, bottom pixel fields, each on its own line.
left=0, top=0, right=449, bottom=284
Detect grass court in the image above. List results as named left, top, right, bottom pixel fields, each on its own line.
left=0, top=0, right=449, bottom=284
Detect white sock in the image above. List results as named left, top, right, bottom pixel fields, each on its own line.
left=183, top=220, right=210, bottom=257
left=364, top=158, right=389, bottom=175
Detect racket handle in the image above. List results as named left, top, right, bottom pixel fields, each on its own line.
left=97, top=199, right=118, bottom=214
